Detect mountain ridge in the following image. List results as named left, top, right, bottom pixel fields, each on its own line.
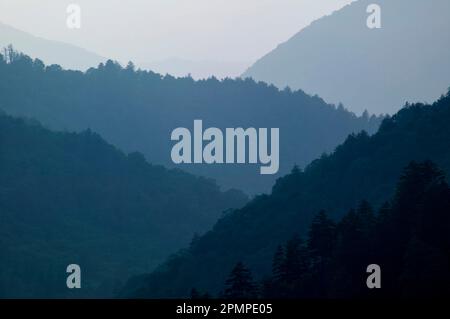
left=0, top=111, right=247, bottom=298
left=122, top=90, right=450, bottom=298
left=0, top=22, right=105, bottom=71
left=243, top=0, right=450, bottom=115
left=0, top=50, right=382, bottom=194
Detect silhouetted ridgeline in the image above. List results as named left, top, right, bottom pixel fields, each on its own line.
left=0, top=112, right=247, bottom=298
left=218, top=161, right=450, bottom=298
left=0, top=49, right=382, bottom=194
left=122, top=91, right=450, bottom=298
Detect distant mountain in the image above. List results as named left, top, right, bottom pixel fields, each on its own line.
left=122, top=91, right=450, bottom=298
left=0, top=22, right=105, bottom=71
left=0, top=51, right=381, bottom=195
left=242, top=0, right=450, bottom=115
left=0, top=112, right=247, bottom=298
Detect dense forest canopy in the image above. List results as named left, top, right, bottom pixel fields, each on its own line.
left=1, top=47, right=448, bottom=300
left=122, top=91, right=450, bottom=298
left=0, top=47, right=382, bottom=194
left=216, top=161, right=450, bottom=299
left=0, top=112, right=247, bottom=298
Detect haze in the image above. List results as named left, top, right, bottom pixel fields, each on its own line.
left=0, top=0, right=353, bottom=77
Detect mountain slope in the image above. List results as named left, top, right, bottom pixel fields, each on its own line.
left=0, top=113, right=247, bottom=298
left=123, top=91, right=450, bottom=298
left=243, top=0, right=450, bottom=115
left=0, top=22, right=105, bottom=71
left=0, top=51, right=381, bottom=195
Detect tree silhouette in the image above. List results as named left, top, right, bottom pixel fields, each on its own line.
left=271, top=245, right=285, bottom=282
left=270, top=161, right=450, bottom=298
left=224, top=262, right=258, bottom=299
left=307, top=210, right=336, bottom=260
left=129, top=89, right=450, bottom=298
left=282, top=236, right=308, bottom=284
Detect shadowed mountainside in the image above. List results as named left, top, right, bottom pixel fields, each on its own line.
left=122, top=91, right=450, bottom=298
left=0, top=50, right=382, bottom=195
left=0, top=112, right=247, bottom=298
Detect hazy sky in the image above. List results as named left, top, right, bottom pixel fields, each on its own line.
left=0, top=0, right=353, bottom=64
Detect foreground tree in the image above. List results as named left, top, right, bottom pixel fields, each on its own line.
left=224, top=262, right=258, bottom=299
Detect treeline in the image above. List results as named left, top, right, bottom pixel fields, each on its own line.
left=0, top=46, right=382, bottom=194
left=0, top=112, right=247, bottom=298
left=213, top=161, right=450, bottom=298
left=124, top=91, right=450, bottom=298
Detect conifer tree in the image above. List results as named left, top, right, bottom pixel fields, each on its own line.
left=283, top=235, right=308, bottom=283
left=271, top=245, right=285, bottom=282
left=224, top=262, right=258, bottom=299
left=307, top=210, right=336, bottom=259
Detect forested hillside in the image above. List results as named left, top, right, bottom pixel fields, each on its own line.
left=123, top=91, right=450, bottom=298
left=0, top=49, right=381, bottom=194
left=215, top=161, right=450, bottom=298
left=0, top=113, right=247, bottom=298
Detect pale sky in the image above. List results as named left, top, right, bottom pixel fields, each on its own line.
left=0, top=0, right=353, bottom=65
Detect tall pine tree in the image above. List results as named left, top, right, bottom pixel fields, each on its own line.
left=224, top=262, right=258, bottom=299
